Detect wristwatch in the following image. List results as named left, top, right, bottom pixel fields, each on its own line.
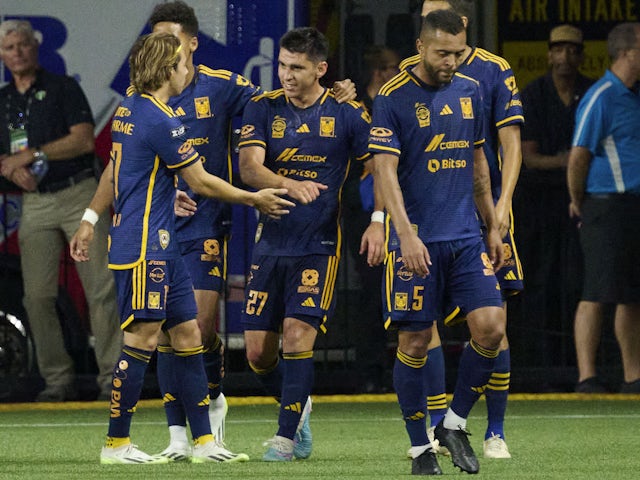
left=33, top=149, right=48, bottom=162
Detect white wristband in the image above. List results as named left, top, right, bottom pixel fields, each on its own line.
left=370, top=210, right=385, bottom=223
left=81, top=208, right=99, bottom=226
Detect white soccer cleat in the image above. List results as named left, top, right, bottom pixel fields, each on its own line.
left=191, top=441, right=249, bottom=463
left=100, top=444, right=169, bottom=465
left=483, top=433, right=511, bottom=459
left=153, top=443, right=192, bottom=462
left=209, top=393, right=229, bottom=443
left=293, top=396, right=313, bottom=459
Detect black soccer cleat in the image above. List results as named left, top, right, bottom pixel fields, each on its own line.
left=411, top=448, right=442, bottom=475
left=434, top=420, right=479, bottom=474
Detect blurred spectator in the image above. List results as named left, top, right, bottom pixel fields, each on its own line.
left=343, top=45, right=400, bottom=393
left=0, top=20, right=122, bottom=401
left=515, top=25, right=594, bottom=379
left=568, top=22, right=640, bottom=394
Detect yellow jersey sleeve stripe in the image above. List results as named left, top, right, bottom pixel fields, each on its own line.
left=238, top=139, right=267, bottom=149
left=496, top=115, right=525, bottom=128
left=369, top=144, right=400, bottom=155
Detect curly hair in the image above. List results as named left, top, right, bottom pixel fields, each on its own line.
left=149, top=0, right=198, bottom=37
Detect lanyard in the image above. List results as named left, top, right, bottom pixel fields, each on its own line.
left=5, top=88, right=35, bottom=130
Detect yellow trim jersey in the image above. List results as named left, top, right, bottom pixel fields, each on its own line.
left=369, top=68, right=485, bottom=246
left=108, top=93, right=200, bottom=269
left=239, top=88, right=371, bottom=256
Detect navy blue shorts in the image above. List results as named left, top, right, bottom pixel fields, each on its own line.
left=112, top=257, right=198, bottom=331
left=241, top=254, right=339, bottom=333
left=383, top=237, right=503, bottom=331
left=179, top=236, right=226, bottom=292
left=483, top=227, right=523, bottom=299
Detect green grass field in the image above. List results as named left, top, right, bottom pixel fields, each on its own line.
left=1, top=394, right=639, bottom=479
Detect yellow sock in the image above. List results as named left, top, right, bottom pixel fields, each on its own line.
left=193, top=434, right=214, bottom=446
left=105, top=436, right=130, bottom=448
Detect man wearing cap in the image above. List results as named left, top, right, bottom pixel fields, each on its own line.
left=515, top=25, right=594, bottom=391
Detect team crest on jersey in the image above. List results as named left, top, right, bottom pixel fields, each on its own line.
left=298, top=269, right=320, bottom=294
left=394, top=292, right=409, bottom=311
left=194, top=97, right=212, bottom=119
left=148, top=291, right=161, bottom=309
left=459, top=97, right=473, bottom=119
left=415, top=102, right=430, bottom=127
left=272, top=116, right=287, bottom=138
left=503, top=243, right=513, bottom=260
left=481, top=252, right=495, bottom=276
left=159, top=230, right=170, bottom=250
left=320, top=117, right=335, bottom=137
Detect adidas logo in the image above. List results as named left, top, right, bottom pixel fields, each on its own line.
left=439, top=104, right=453, bottom=115
left=296, top=123, right=310, bottom=133
left=504, top=271, right=517, bottom=280
left=284, top=402, right=302, bottom=413
left=174, top=106, right=186, bottom=116
left=301, top=297, right=316, bottom=307
left=208, top=266, right=221, bottom=277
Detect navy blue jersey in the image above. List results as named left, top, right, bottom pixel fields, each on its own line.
left=172, top=66, right=260, bottom=239
left=401, top=49, right=524, bottom=200
left=369, top=68, right=484, bottom=246
left=108, top=93, right=199, bottom=269
left=238, top=88, right=371, bottom=256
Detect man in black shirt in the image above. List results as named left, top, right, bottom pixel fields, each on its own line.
left=0, top=20, right=122, bottom=401
left=516, top=25, right=595, bottom=390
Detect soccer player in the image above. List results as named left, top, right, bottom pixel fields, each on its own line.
left=237, top=26, right=372, bottom=461
left=150, top=1, right=357, bottom=461
left=399, top=0, right=524, bottom=459
left=70, top=32, right=293, bottom=464
left=369, top=10, right=506, bottom=475
left=76, top=1, right=356, bottom=461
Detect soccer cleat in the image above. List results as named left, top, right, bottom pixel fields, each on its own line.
left=100, top=444, right=169, bottom=465
left=191, top=441, right=249, bottom=463
left=406, top=427, right=449, bottom=459
left=153, top=443, right=192, bottom=462
left=411, top=448, right=442, bottom=475
left=483, top=433, right=511, bottom=459
left=263, top=435, right=294, bottom=462
left=293, top=397, right=313, bottom=459
left=433, top=420, right=479, bottom=474
left=209, top=392, right=229, bottom=443
left=428, top=426, right=449, bottom=456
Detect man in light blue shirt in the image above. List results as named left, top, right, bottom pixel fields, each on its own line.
left=568, top=22, right=640, bottom=394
